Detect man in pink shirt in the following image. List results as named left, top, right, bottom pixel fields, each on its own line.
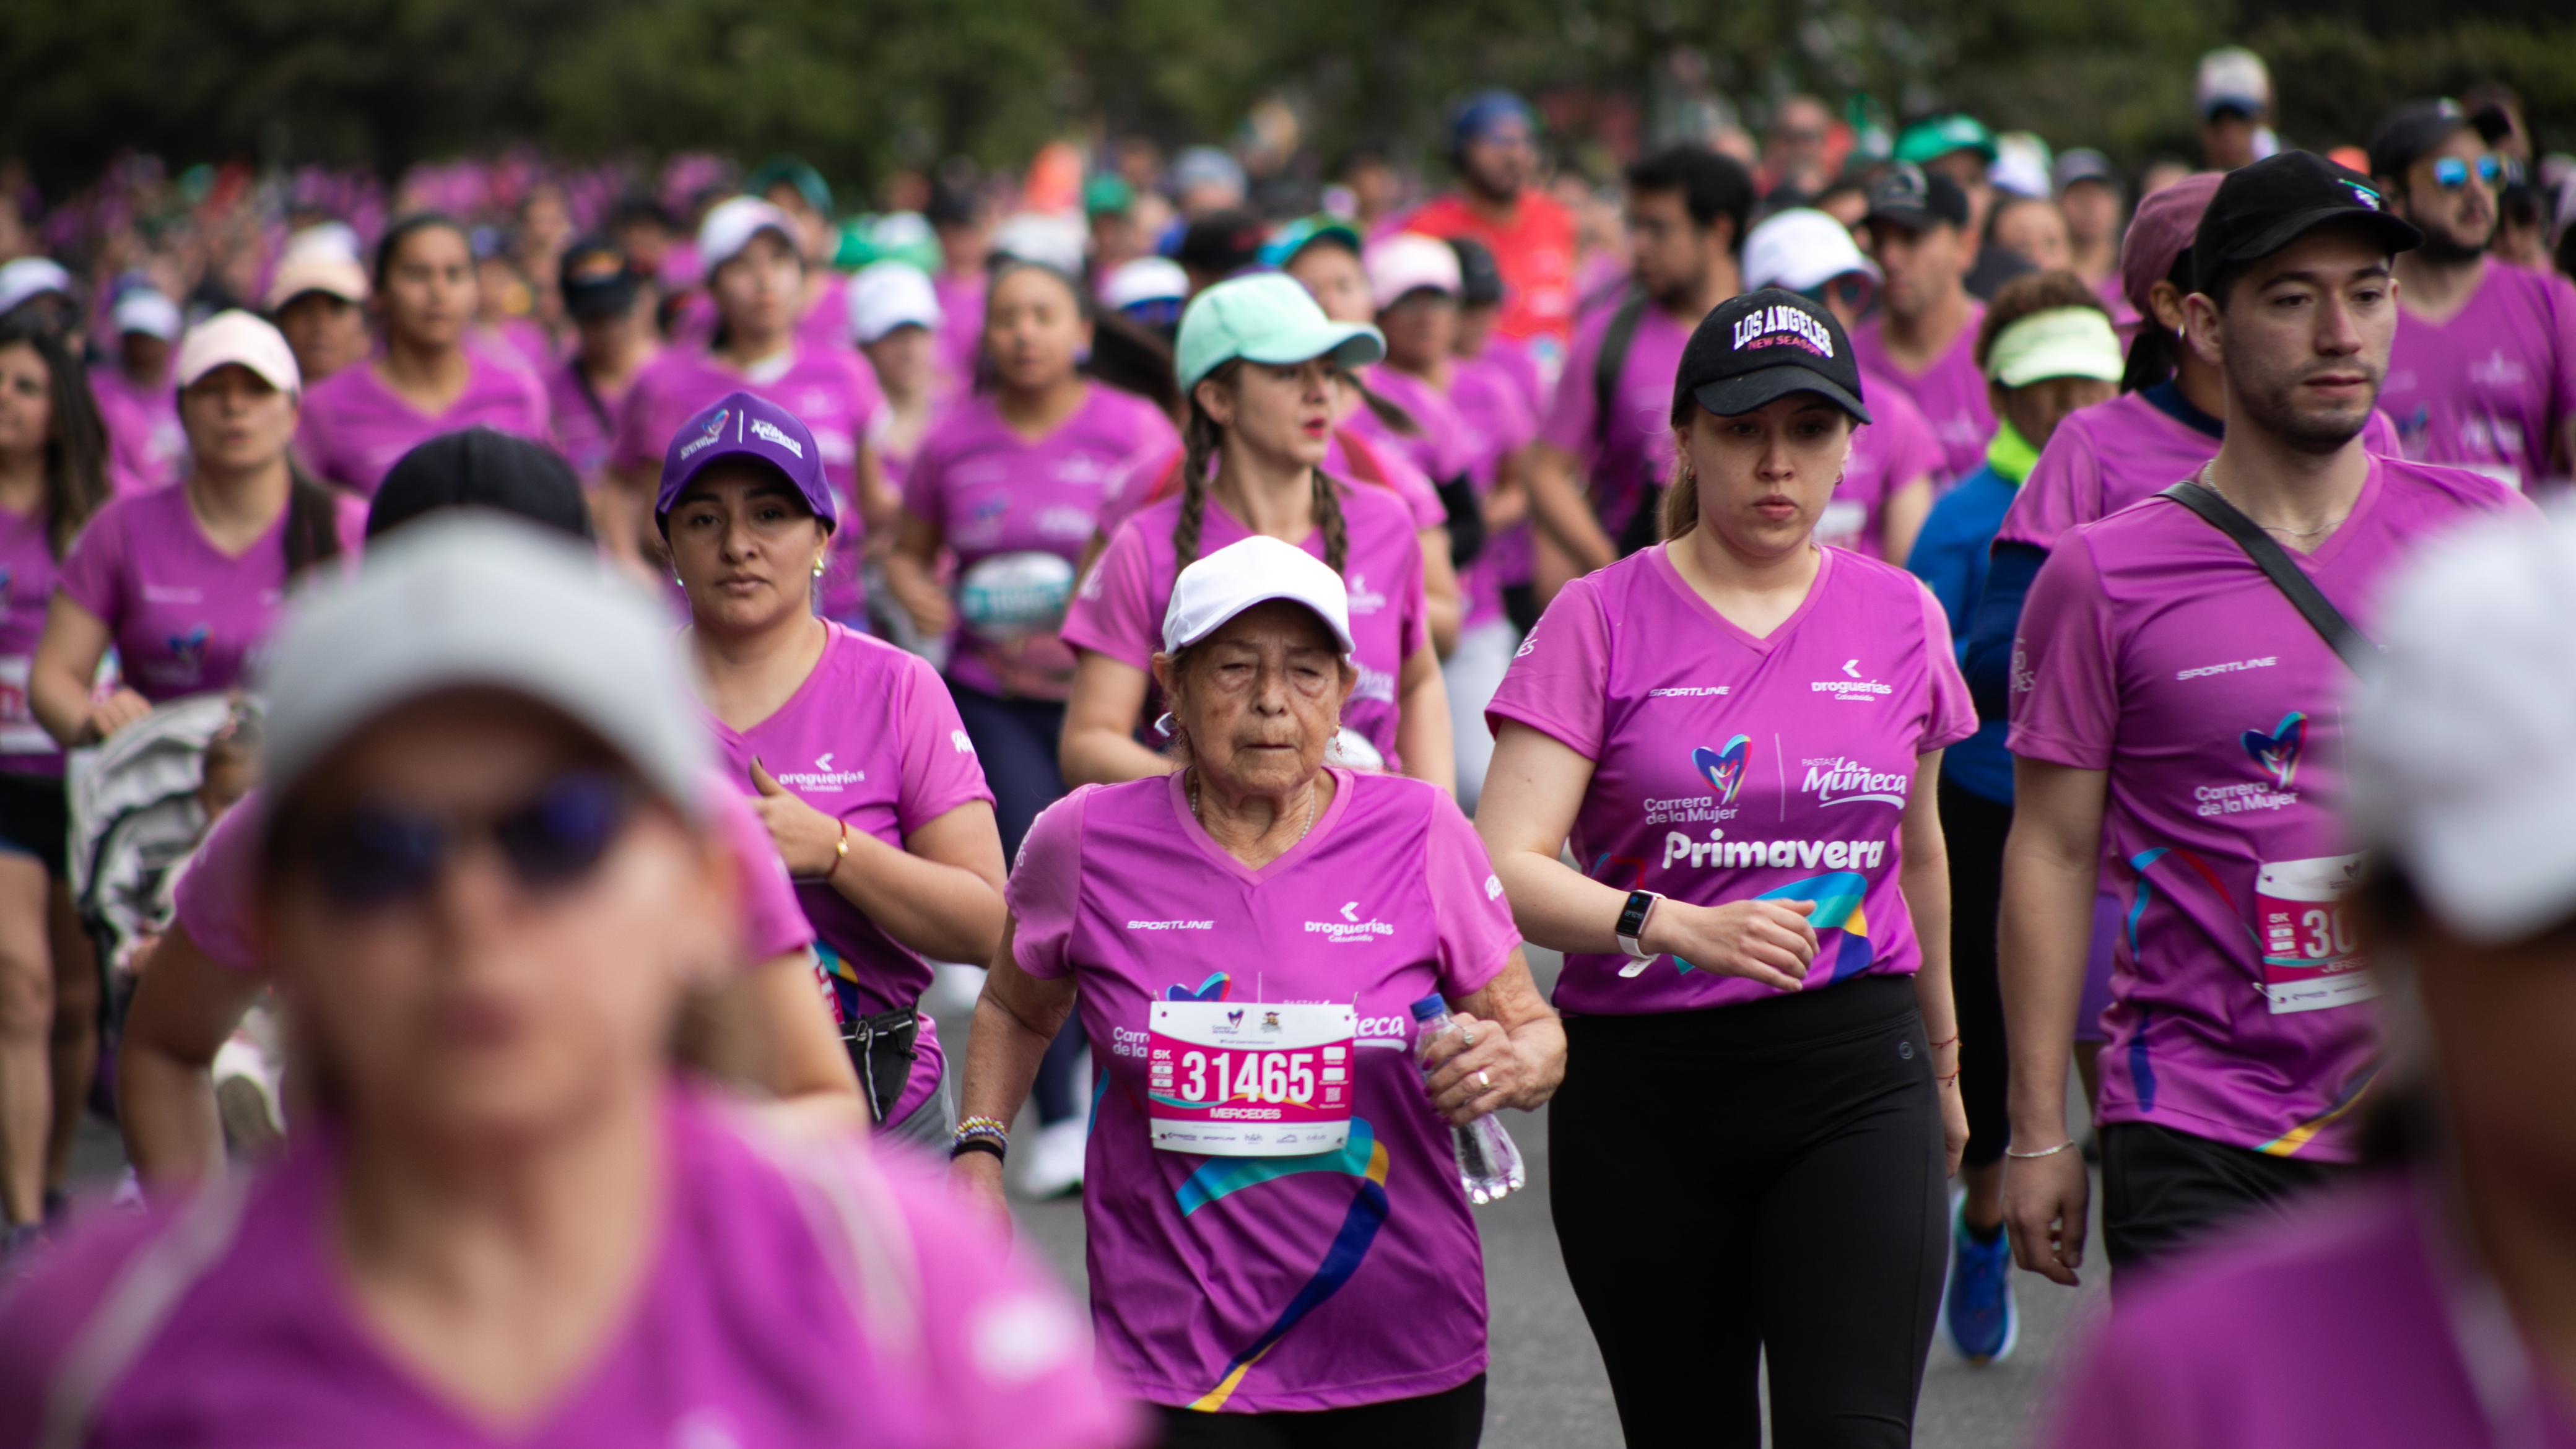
left=2370, top=98, right=2576, bottom=491
left=2002, top=152, right=2531, bottom=1288
left=1853, top=165, right=1993, bottom=484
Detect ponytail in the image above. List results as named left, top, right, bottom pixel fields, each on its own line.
left=1658, top=395, right=1699, bottom=541
left=1345, top=375, right=1419, bottom=437
left=2120, top=324, right=2176, bottom=395
left=282, top=459, right=346, bottom=575
left=1310, top=468, right=1351, bottom=573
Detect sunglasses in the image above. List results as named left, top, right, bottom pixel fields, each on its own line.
left=1800, top=274, right=1876, bottom=312
left=294, top=772, right=642, bottom=912
left=2430, top=155, right=2503, bottom=191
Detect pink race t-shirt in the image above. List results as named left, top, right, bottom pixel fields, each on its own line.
left=901, top=386, right=1176, bottom=700
left=0, top=1093, right=1136, bottom=1449
left=1998, top=388, right=2408, bottom=552
left=1009, top=770, right=1517, bottom=1413
left=2382, top=261, right=2576, bottom=490
left=58, top=484, right=366, bottom=702
left=2008, top=458, right=2531, bottom=1161
left=1822, top=370, right=1944, bottom=560
left=935, top=269, right=988, bottom=396
left=705, top=622, right=994, bottom=1125
left=1063, top=482, right=1429, bottom=772
left=173, top=776, right=815, bottom=977
left=611, top=346, right=884, bottom=622
left=1850, top=305, right=1994, bottom=484
left=0, top=507, right=66, bottom=775
left=1093, top=432, right=1445, bottom=545
left=544, top=356, right=633, bottom=489
left=1489, top=543, right=1974, bottom=1016
left=2039, top=1176, right=2566, bottom=1449
left=1539, top=298, right=1691, bottom=542
left=295, top=353, right=554, bottom=496
left=1443, top=358, right=1541, bottom=628
left=88, top=365, right=185, bottom=497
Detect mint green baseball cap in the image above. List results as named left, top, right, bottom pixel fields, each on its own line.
left=1895, top=113, right=1998, bottom=167
left=1176, top=274, right=1385, bottom=392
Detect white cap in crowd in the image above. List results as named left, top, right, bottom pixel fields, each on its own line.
left=1162, top=535, right=1357, bottom=656
left=263, top=514, right=711, bottom=816
left=279, top=221, right=365, bottom=267
left=1364, top=233, right=1463, bottom=314
left=697, top=196, right=799, bottom=274
left=175, top=310, right=302, bottom=394
left=2346, top=505, right=2576, bottom=943
left=266, top=254, right=370, bottom=311
left=1742, top=209, right=1881, bottom=294
left=0, top=258, right=74, bottom=318
left=849, top=261, right=942, bottom=344
left=1099, top=257, right=1188, bottom=313
left=111, top=289, right=183, bottom=342
left=991, top=212, right=1088, bottom=277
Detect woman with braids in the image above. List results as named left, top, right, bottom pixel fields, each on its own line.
left=293, top=213, right=552, bottom=497
left=0, top=317, right=110, bottom=1255
left=31, top=313, right=362, bottom=746
left=1060, top=276, right=1451, bottom=791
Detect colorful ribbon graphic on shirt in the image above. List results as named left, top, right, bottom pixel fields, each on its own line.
left=1668, top=871, right=1873, bottom=984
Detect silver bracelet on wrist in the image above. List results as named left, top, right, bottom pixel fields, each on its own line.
left=2004, top=1139, right=2078, bottom=1160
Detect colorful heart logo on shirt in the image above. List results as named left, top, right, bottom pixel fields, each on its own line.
left=2241, top=712, right=2306, bottom=791
left=1692, top=736, right=1752, bottom=805
left=1164, top=972, right=1230, bottom=1003
left=168, top=625, right=209, bottom=668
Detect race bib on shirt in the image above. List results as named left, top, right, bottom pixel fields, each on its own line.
left=958, top=551, right=1077, bottom=642
left=2255, top=853, right=2375, bottom=1014
left=0, top=658, right=49, bottom=755
left=1147, top=999, right=1355, bottom=1157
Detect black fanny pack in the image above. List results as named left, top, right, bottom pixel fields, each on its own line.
left=840, top=1003, right=923, bottom=1127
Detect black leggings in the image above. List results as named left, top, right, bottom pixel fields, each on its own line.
left=1551, top=977, right=1944, bottom=1449
left=1152, top=1375, right=1484, bottom=1449
left=1938, top=775, right=2012, bottom=1170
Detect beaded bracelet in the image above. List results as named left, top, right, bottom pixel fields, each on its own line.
left=950, top=1115, right=1012, bottom=1162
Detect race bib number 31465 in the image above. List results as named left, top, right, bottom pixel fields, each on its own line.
left=1147, top=1000, right=1356, bottom=1157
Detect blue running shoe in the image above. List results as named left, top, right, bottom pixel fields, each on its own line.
left=1944, top=1196, right=2018, bottom=1364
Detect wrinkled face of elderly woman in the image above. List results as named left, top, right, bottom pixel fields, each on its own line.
left=1156, top=600, right=1357, bottom=798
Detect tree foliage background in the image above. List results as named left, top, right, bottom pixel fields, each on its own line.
left=7, top=0, right=2574, bottom=195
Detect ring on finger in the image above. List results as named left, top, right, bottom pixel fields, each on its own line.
left=1460, top=1027, right=1477, bottom=1048
left=1476, top=1069, right=1492, bottom=1089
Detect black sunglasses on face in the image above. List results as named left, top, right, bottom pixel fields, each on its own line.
left=295, top=771, right=643, bottom=912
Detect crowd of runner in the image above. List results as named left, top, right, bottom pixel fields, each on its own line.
left=0, top=38, right=2572, bottom=1447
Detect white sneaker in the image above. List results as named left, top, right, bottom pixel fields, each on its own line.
left=212, top=1034, right=284, bottom=1159
left=929, top=962, right=987, bottom=1016
left=1016, top=1118, right=1089, bottom=1201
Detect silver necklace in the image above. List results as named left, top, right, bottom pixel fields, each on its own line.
left=1189, top=771, right=1318, bottom=849
left=2197, top=462, right=2344, bottom=541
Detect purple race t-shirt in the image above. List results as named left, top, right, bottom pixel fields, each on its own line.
left=544, top=356, right=637, bottom=489
left=1539, top=299, right=1690, bottom=540
left=174, top=775, right=816, bottom=977
left=2009, top=458, right=2531, bottom=1160
left=2382, top=261, right=2576, bottom=491
left=1094, top=432, right=1445, bottom=546
left=902, top=386, right=1177, bottom=700
left=0, top=1092, right=1135, bottom=1449
left=1822, top=370, right=1944, bottom=560
left=1063, top=482, right=1429, bottom=773
left=88, top=365, right=185, bottom=497
left=611, top=346, right=885, bottom=622
left=1487, top=544, right=1974, bottom=1016
left=0, top=507, right=65, bottom=775
left=1443, top=358, right=1540, bottom=627
left=1009, top=770, right=1517, bottom=1412
left=295, top=353, right=553, bottom=496
left=705, top=622, right=993, bottom=1125
left=935, top=269, right=988, bottom=397
left=1998, top=390, right=2407, bottom=552
left=58, top=484, right=366, bottom=703
left=1850, top=305, right=1994, bottom=484
left=2039, top=1176, right=2567, bottom=1449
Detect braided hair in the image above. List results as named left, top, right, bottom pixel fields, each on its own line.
left=1174, top=360, right=1350, bottom=575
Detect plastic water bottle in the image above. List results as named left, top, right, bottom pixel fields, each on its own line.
left=1409, top=995, right=1528, bottom=1205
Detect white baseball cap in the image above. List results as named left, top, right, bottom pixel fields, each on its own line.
left=991, top=212, right=1087, bottom=277
left=1160, top=535, right=1356, bottom=656
left=1742, top=209, right=1881, bottom=294
left=2346, top=505, right=2576, bottom=942
left=1099, top=256, right=1188, bottom=313
left=266, top=254, right=369, bottom=311
left=112, top=289, right=183, bottom=342
left=279, top=222, right=365, bottom=267
left=263, top=513, right=711, bottom=819
left=0, top=258, right=73, bottom=318
left=849, top=261, right=941, bottom=344
left=2197, top=46, right=2272, bottom=120
left=1364, top=233, right=1463, bottom=313
left=175, top=311, right=302, bottom=394
left=697, top=196, right=799, bottom=275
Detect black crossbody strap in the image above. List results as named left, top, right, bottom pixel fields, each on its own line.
left=2157, top=481, right=2376, bottom=671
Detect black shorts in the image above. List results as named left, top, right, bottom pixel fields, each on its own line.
left=1151, top=1375, right=1483, bottom=1449
left=0, top=769, right=69, bottom=879
left=2099, top=1121, right=2356, bottom=1281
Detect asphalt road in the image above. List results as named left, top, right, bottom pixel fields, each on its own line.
left=947, top=948, right=2112, bottom=1449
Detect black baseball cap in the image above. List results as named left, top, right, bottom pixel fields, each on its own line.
left=1863, top=163, right=1970, bottom=233
left=1449, top=237, right=1504, bottom=308
left=1675, top=289, right=1871, bottom=424
left=559, top=237, right=638, bottom=322
left=368, top=429, right=594, bottom=544
left=2190, top=150, right=2422, bottom=296
left=2366, top=99, right=2513, bottom=183
left=1172, top=209, right=1269, bottom=279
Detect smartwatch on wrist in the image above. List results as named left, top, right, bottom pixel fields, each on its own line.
left=1615, top=889, right=1663, bottom=968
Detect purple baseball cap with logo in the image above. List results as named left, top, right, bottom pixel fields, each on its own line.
left=654, top=390, right=837, bottom=532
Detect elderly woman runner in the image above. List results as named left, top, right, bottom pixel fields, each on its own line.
left=955, top=535, right=1564, bottom=1447
left=0, top=517, right=1127, bottom=1448
left=1477, top=289, right=1973, bottom=1447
